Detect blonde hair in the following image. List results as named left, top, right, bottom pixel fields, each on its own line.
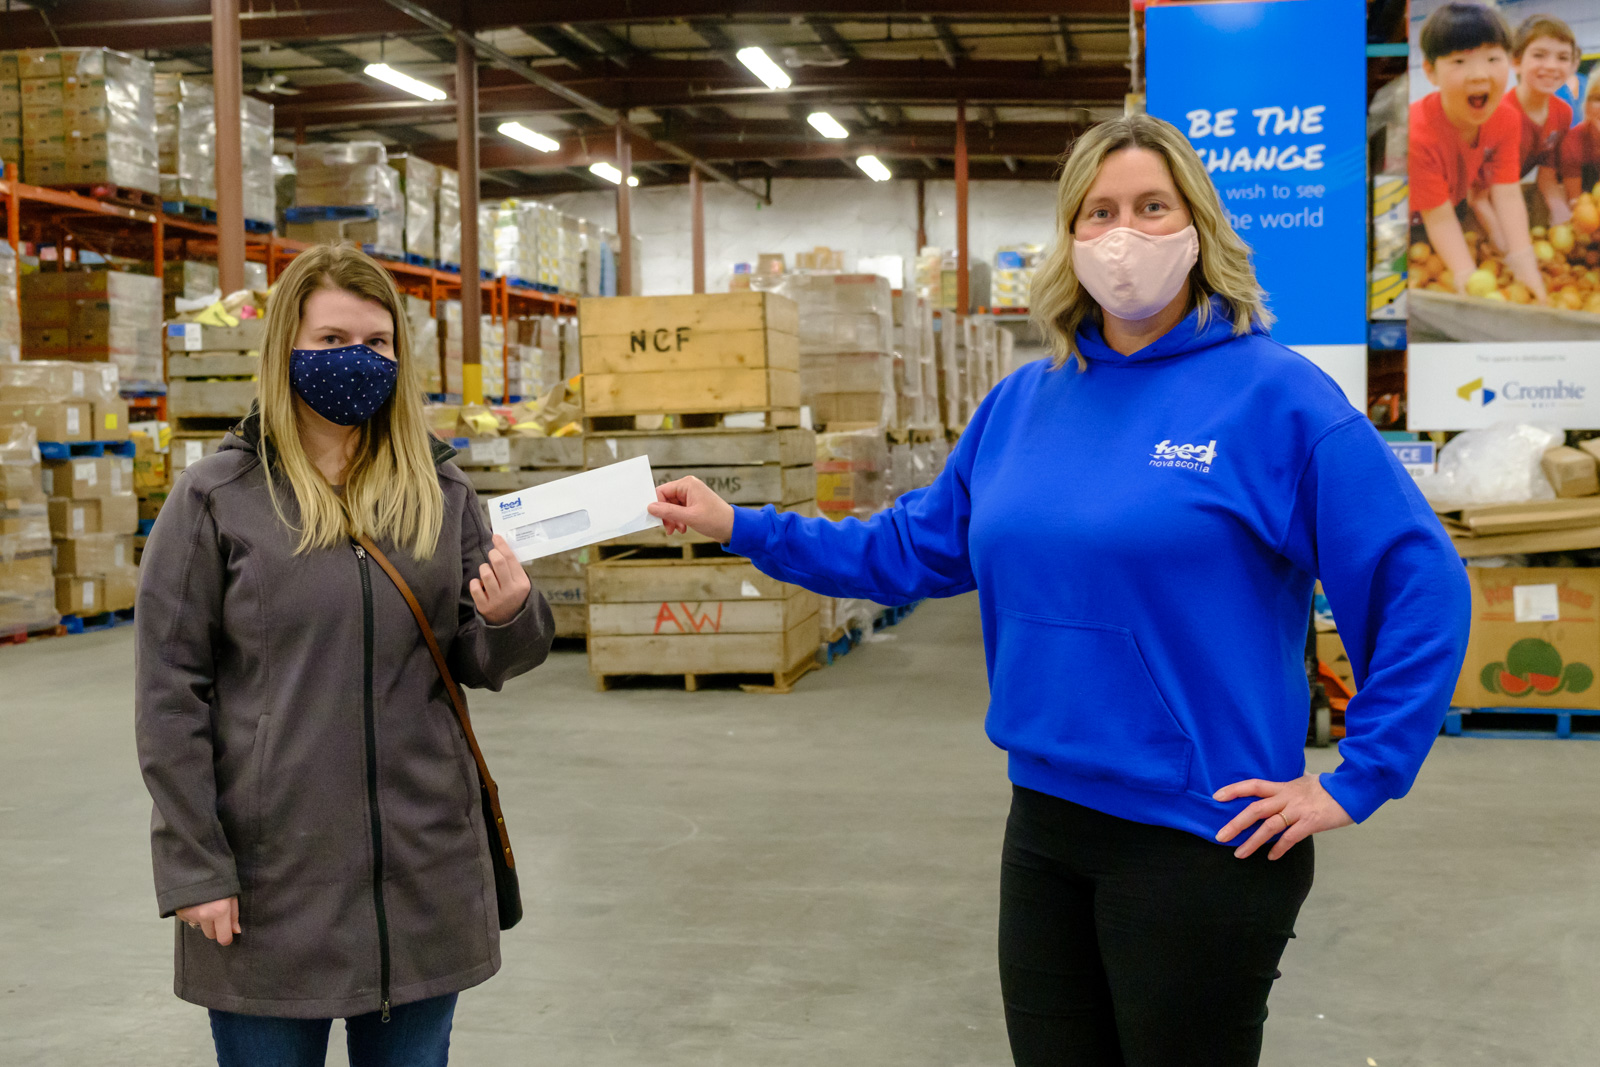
left=258, top=243, right=443, bottom=559
left=1029, top=113, right=1273, bottom=370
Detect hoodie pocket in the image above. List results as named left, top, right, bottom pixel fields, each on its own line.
left=986, top=611, right=1194, bottom=793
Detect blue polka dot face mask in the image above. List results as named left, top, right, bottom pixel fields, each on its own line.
left=289, top=344, right=399, bottom=426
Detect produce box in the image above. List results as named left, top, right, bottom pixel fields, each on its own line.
left=1454, top=567, right=1600, bottom=710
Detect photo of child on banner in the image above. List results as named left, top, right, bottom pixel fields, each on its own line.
left=1407, top=1, right=1600, bottom=342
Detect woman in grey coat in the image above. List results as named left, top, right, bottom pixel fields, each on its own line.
left=135, top=244, right=553, bottom=1066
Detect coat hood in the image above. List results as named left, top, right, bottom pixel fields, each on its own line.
left=1074, top=294, right=1270, bottom=366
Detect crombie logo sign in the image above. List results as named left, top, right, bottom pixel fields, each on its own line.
left=1151, top=439, right=1218, bottom=473
left=1458, top=376, right=1586, bottom=407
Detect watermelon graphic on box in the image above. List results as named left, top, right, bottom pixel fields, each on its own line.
left=1478, top=639, right=1594, bottom=698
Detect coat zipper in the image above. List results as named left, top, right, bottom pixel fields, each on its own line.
left=354, top=543, right=392, bottom=1023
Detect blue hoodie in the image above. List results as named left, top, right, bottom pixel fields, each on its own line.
left=729, top=298, right=1471, bottom=840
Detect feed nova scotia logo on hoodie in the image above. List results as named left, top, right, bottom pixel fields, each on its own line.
left=1150, top=439, right=1218, bottom=473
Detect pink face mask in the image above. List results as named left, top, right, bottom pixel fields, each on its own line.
left=1072, top=225, right=1199, bottom=322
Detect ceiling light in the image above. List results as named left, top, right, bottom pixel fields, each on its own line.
left=807, top=111, right=849, bottom=139
left=498, top=121, right=560, bottom=153
left=589, top=162, right=639, bottom=186
left=736, top=46, right=792, bottom=90
left=362, top=63, right=447, bottom=102
left=856, top=155, right=892, bottom=181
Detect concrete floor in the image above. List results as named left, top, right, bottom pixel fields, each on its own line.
left=1, top=592, right=1596, bottom=1066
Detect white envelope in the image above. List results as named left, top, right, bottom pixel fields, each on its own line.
left=487, top=454, right=663, bottom=562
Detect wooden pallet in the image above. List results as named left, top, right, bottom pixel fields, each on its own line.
left=0, top=621, right=69, bottom=646
left=594, top=656, right=816, bottom=694
left=583, top=408, right=802, bottom=433
left=595, top=541, right=728, bottom=562
left=56, top=183, right=163, bottom=210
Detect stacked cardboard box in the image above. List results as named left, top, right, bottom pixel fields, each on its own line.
left=291, top=142, right=402, bottom=255
left=0, top=246, right=18, bottom=361
left=815, top=427, right=889, bottom=522
left=19, top=47, right=158, bottom=193
left=405, top=295, right=441, bottom=394
left=21, top=270, right=163, bottom=387
left=131, top=427, right=168, bottom=557
left=437, top=166, right=461, bottom=268
left=240, top=97, right=274, bottom=226
left=394, top=155, right=438, bottom=262
left=478, top=205, right=496, bottom=276
left=43, top=450, right=137, bottom=614
left=0, top=359, right=121, bottom=443
left=162, top=260, right=220, bottom=317
left=990, top=244, right=1042, bottom=309
left=778, top=273, right=896, bottom=431
left=0, top=423, right=56, bottom=634
left=0, top=52, right=19, bottom=178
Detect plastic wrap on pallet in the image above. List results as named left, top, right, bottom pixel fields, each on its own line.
left=20, top=47, right=159, bottom=193
left=777, top=273, right=894, bottom=355
left=0, top=52, right=20, bottom=176
left=436, top=166, right=461, bottom=269
left=0, top=424, right=57, bottom=636
left=293, top=140, right=389, bottom=207
left=801, top=352, right=897, bottom=429
left=241, top=96, right=274, bottom=227
left=19, top=270, right=161, bottom=386
left=394, top=154, right=437, bottom=260
left=478, top=204, right=496, bottom=276
left=175, top=76, right=214, bottom=202
left=0, top=358, right=119, bottom=402
left=0, top=246, right=18, bottom=362
left=815, top=427, right=890, bottom=520
left=404, top=295, right=440, bottom=395
left=272, top=152, right=295, bottom=219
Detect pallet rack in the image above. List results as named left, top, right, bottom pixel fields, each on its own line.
left=0, top=163, right=577, bottom=409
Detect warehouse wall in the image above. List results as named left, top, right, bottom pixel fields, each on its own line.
left=543, top=178, right=1060, bottom=297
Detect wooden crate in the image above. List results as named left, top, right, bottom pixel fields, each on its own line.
left=599, top=500, right=818, bottom=552
left=586, top=426, right=816, bottom=507
left=587, top=556, right=820, bottom=691
left=579, top=292, right=800, bottom=419
left=167, top=353, right=260, bottom=420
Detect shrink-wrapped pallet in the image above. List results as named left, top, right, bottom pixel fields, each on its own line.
left=21, top=47, right=158, bottom=193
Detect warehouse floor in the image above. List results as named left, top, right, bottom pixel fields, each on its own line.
left=1, top=592, right=1595, bottom=1066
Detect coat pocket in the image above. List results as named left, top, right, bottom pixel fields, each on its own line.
left=985, top=611, right=1194, bottom=793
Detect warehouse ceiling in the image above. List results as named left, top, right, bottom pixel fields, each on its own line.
left=0, top=1, right=1132, bottom=196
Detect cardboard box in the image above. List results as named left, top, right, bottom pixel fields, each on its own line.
left=1540, top=446, right=1598, bottom=498
left=0, top=400, right=88, bottom=441
left=0, top=461, right=44, bottom=503
left=0, top=360, right=118, bottom=402
left=138, top=488, right=168, bottom=523
left=102, top=565, right=138, bottom=611
left=53, top=532, right=119, bottom=575
left=169, top=435, right=224, bottom=473
left=134, top=450, right=168, bottom=491
left=1454, top=567, right=1600, bottom=710
left=55, top=573, right=100, bottom=615
left=42, top=456, right=111, bottom=500
left=0, top=552, right=54, bottom=591
left=93, top=398, right=130, bottom=440
left=100, top=492, right=137, bottom=534
left=47, top=498, right=95, bottom=538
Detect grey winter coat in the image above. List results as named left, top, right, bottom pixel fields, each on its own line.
left=134, top=415, right=553, bottom=1018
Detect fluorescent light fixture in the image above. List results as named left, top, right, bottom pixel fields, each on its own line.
left=498, top=121, right=560, bottom=153
left=362, top=63, right=447, bottom=102
left=807, top=111, right=849, bottom=139
left=856, top=155, right=892, bottom=181
left=589, top=161, right=639, bottom=186
left=736, top=46, right=791, bottom=90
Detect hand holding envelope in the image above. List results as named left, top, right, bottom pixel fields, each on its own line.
left=648, top=477, right=737, bottom=544
left=487, top=456, right=664, bottom=562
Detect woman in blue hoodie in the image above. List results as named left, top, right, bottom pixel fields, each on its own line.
left=650, top=113, right=1470, bottom=1067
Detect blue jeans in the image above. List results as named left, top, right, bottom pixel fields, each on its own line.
left=208, top=993, right=457, bottom=1067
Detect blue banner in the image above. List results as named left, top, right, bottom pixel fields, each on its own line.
left=1146, top=0, right=1367, bottom=347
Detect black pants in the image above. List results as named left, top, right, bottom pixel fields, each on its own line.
left=998, top=786, right=1314, bottom=1067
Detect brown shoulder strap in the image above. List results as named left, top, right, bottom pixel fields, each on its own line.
left=355, top=534, right=516, bottom=871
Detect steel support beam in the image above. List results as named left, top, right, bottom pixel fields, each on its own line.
left=379, top=0, right=769, bottom=205
left=691, top=166, right=705, bottom=295
left=616, top=125, right=634, bottom=297
left=955, top=102, right=969, bottom=314
left=457, top=38, right=483, bottom=405
left=212, top=0, right=246, bottom=294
